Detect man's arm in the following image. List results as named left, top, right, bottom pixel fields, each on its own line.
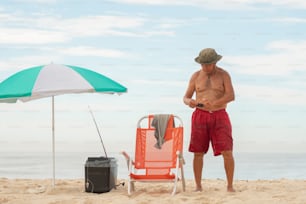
left=183, top=73, right=198, bottom=108
left=212, top=71, right=235, bottom=107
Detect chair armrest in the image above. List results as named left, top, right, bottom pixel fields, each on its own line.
left=178, top=152, right=185, bottom=165
left=121, top=151, right=134, bottom=169
left=176, top=151, right=185, bottom=165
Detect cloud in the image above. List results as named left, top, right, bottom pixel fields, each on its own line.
left=224, top=40, right=306, bottom=76
left=0, top=11, right=178, bottom=45
left=0, top=55, right=60, bottom=73
left=132, top=79, right=185, bottom=87
left=109, top=0, right=252, bottom=9
left=12, top=0, right=57, bottom=3
left=59, top=46, right=133, bottom=58
left=109, top=0, right=195, bottom=5
left=236, top=84, right=306, bottom=106
left=0, top=28, right=69, bottom=44
left=51, top=15, right=146, bottom=36
left=270, top=17, right=306, bottom=23
left=109, top=0, right=306, bottom=9
left=221, top=40, right=306, bottom=106
left=247, top=0, right=306, bottom=8
left=266, top=40, right=306, bottom=52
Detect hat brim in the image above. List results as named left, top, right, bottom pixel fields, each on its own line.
left=195, top=55, right=222, bottom=64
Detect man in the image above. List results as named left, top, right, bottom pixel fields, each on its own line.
left=183, top=48, right=235, bottom=192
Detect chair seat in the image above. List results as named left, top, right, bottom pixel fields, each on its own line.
left=130, top=173, right=175, bottom=180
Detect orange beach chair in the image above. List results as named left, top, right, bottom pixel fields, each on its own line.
left=122, top=114, right=186, bottom=195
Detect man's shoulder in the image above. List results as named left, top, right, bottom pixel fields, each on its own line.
left=217, top=67, right=230, bottom=76
left=191, top=70, right=201, bottom=78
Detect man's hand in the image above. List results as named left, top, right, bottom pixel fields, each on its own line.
left=198, top=98, right=213, bottom=109
left=188, top=99, right=197, bottom=108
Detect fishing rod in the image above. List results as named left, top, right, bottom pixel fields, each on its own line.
left=88, top=106, right=108, bottom=158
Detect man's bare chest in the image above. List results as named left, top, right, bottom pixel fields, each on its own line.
left=195, top=76, right=224, bottom=93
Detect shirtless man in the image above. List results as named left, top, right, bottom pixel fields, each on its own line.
left=183, top=48, right=235, bottom=192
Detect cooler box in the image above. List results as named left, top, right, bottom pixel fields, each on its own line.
left=84, top=157, right=118, bottom=193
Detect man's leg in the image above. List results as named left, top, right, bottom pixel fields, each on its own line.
left=193, top=152, right=204, bottom=191
left=221, top=150, right=235, bottom=192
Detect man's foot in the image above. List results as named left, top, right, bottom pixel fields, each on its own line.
left=227, top=186, right=235, bottom=192
left=194, top=186, right=203, bottom=192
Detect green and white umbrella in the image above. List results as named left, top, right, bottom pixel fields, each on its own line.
left=0, top=63, right=127, bottom=186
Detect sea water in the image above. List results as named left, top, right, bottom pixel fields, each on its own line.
left=0, top=151, right=305, bottom=180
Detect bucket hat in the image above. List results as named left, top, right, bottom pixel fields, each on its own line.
left=195, top=48, right=222, bottom=64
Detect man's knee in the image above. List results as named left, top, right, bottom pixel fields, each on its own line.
left=194, top=152, right=204, bottom=159
left=221, top=151, right=234, bottom=160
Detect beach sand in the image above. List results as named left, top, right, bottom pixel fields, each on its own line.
left=0, top=178, right=305, bottom=204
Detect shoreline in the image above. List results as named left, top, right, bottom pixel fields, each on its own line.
left=1, top=178, right=306, bottom=204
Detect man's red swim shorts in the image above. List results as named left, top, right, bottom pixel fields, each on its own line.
left=188, top=108, right=233, bottom=156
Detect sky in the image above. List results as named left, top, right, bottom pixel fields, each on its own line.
left=0, top=0, right=306, bottom=155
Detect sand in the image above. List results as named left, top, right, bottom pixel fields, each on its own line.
left=0, top=178, right=305, bottom=204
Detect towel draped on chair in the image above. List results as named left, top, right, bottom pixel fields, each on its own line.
left=151, top=114, right=175, bottom=149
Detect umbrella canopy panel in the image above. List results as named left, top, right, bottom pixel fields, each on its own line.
left=0, top=64, right=127, bottom=102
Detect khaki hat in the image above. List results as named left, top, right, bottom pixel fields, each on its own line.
left=195, top=48, right=222, bottom=64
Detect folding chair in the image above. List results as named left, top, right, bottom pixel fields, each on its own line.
left=122, top=114, right=185, bottom=195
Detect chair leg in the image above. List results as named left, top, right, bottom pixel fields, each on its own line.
left=180, top=166, right=186, bottom=192
left=180, top=160, right=186, bottom=191
left=128, top=180, right=131, bottom=195
left=128, top=180, right=135, bottom=195
left=179, top=153, right=186, bottom=192
left=131, top=181, right=135, bottom=192
left=171, top=176, right=178, bottom=196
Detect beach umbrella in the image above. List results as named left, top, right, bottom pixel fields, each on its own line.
left=0, top=63, right=127, bottom=186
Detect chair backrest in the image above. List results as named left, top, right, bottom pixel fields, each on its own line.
left=134, top=114, right=184, bottom=176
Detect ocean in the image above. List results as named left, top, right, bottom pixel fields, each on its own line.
left=0, top=151, right=305, bottom=181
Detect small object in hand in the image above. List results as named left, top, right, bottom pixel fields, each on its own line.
left=197, top=103, right=204, bottom=107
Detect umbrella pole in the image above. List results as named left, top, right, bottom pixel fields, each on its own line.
left=52, top=96, right=55, bottom=187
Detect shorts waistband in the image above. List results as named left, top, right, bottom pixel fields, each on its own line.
left=196, top=108, right=226, bottom=114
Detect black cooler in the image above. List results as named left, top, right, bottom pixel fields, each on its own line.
left=84, top=157, right=118, bottom=193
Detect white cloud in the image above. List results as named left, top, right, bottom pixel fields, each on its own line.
left=109, top=0, right=306, bottom=9
left=224, top=54, right=302, bottom=76
left=12, top=0, right=57, bottom=3
left=51, top=15, right=145, bottom=36
left=0, top=28, right=69, bottom=44
left=0, top=55, right=60, bottom=74
left=132, top=79, right=185, bottom=87
left=247, top=0, right=306, bottom=8
left=0, top=12, right=176, bottom=45
left=109, top=0, right=252, bottom=9
left=157, top=17, right=207, bottom=29
left=270, top=17, right=306, bottom=23
left=236, top=84, right=306, bottom=105
left=109, top=0, right=192, bottom=5
left=266, top=40, right=306, bottom=52
left=221, top=40, right=306, bottom=106
left=224, top=40, right=306, bottom=76
left=59, top=46, right=133, bottom=58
